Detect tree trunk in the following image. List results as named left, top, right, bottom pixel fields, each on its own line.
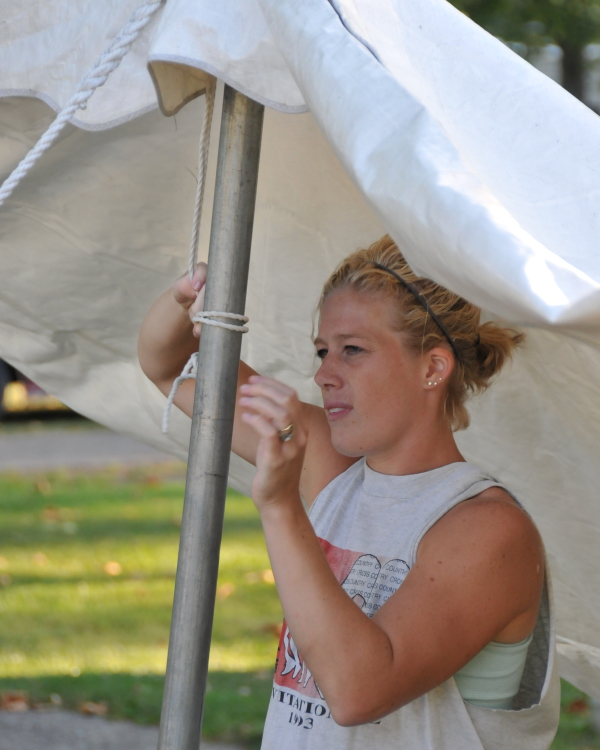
left=560, top=42, right=585, bottom=103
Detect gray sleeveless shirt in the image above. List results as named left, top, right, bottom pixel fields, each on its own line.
left=261, top=459, right=560, bottom=750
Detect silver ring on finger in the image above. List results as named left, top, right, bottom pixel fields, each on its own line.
left=278, top=423, right=295, bottom=442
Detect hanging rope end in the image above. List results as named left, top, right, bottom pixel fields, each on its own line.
left=161, top=352, right=199, bottom=434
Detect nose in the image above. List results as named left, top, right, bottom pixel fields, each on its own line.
left=314, top=355, right=343, bottom=391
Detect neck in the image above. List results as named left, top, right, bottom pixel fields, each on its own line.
left=365, top=416, right=464, bottom=476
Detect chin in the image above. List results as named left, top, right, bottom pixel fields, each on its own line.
left=330, top=429, right=367, bottom=459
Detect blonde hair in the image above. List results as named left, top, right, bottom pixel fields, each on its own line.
left=319, top=235, right=524, bottom=430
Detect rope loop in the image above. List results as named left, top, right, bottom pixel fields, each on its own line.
left=162, top=311, right=249, bottom=433
left=192, top=310, right=249, bottom=333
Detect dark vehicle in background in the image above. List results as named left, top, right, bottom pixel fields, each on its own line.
left=0, top=358, right=68, bottom=419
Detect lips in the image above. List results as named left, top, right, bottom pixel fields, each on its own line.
left=325, top=403, right=352, bottom=421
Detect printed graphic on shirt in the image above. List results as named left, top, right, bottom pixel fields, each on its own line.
left=272, top=537, right=411, bottom=727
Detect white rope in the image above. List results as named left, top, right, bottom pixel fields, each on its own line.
left=162, top=353, right=198, bottom=434
left=188, top=77, right=217, bottom=282
left=163, top=81, right=251, bottom=434
left=161, top=310, right=250, bottom=433
left=0, top=0, right=164, bottom=207
left=192, top=311, right=249, bottom=333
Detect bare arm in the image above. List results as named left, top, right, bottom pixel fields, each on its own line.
left=138, top=265, right=353, bottom=501
left=137, top=281, right=201, bottom=391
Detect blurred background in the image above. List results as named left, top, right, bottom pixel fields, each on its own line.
left=2, top=1, right=600, bottom=748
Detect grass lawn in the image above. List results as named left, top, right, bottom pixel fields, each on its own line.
left=0, top=466, right=280, bottom=746
left=0, top=465, right=597, bottom=748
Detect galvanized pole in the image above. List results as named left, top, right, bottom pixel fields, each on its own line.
left=157, top=85, right=264, bottom=750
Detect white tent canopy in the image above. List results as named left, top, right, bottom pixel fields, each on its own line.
left=2, top=0, right=600, bottom=699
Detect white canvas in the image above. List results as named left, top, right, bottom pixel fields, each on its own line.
left=1, top=0, right=600, bottom=698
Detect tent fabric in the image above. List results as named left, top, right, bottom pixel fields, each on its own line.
left=1, top=0, right=600, bottom=698
left=0, top=0, right=161, bottom=130
left=0, top=0, right=305, bottom=127
left=147, top=0, right=306, bottom=114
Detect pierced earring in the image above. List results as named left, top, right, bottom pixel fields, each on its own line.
left=427, top=381, right=433, bottom=386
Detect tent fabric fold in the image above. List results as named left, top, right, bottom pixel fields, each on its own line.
left=2, top=0, right=600, bottom=699
left=147, top=0, right=307, bottom=114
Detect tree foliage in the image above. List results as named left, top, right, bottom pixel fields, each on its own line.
left=450, top=0, right=600, bottom=101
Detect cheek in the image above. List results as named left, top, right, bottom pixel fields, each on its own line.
left=361, top=362, right=418, bottom=412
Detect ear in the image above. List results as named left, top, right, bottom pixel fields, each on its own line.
left=423, top=346, right=454, bottom=390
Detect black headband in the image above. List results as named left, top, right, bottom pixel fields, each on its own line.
left=370, top=261, right=463, bottom=364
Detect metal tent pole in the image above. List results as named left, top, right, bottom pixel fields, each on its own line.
left=157, top=84, right=264, bottom=750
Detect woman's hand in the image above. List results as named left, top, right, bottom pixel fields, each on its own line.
left=172, top=263, right=207, bottom=338
left=239, top=376, right=308, bottom=511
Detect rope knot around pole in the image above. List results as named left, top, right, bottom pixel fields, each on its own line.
left=192, top=310, right=249, bottom=333
left=162, top=312, right=249, bottom=434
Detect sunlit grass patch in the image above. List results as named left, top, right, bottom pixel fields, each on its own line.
left=0, top=468, right=281, bottom=745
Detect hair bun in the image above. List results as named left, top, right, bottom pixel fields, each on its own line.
left=475, top=322, right=524, bottom=381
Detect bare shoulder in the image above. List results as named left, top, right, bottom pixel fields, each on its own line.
left=410, top=485, right=544, bottom=643
left=300, top=402, right=357, bottom=507
left=418, top=485, right=544, bottom=580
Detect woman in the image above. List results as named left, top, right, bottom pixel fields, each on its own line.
left=138, top=235, right=559, bottom=749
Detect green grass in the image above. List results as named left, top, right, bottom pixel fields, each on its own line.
left=553, top=681, right=600, bottom=749
left=0, top=466, right=598, bottom=748
left=0, top=467, right=281, bottom=746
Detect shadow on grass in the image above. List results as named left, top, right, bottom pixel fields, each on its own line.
left=0, top=671, right=271, bottom=748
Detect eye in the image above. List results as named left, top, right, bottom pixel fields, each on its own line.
left=316, top=348, right=328, bottom=360
left=344, top=345, right=363, bottom=355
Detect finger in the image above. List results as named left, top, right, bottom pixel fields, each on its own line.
left=247, top=375, right=295, bottom=395
left=197, top=283, right=206, bottom=310
left=189, top=284, right=206, bottom=336
left=173, top=263, right=207, bottom=305
left=190, top=288, right=205, bottom=316
left=173, top=275, right=197, bottom=306
left=240, top=378, right=297, bottom=407
left=240, top=388, right=300, bottom=432
left=239, top=395, right=290, bottom=428
left=241, top=410, right=280, bottom=440
left=242, top=410, right=306, bottom=454
left=192, top=262, right=207, bottom=291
